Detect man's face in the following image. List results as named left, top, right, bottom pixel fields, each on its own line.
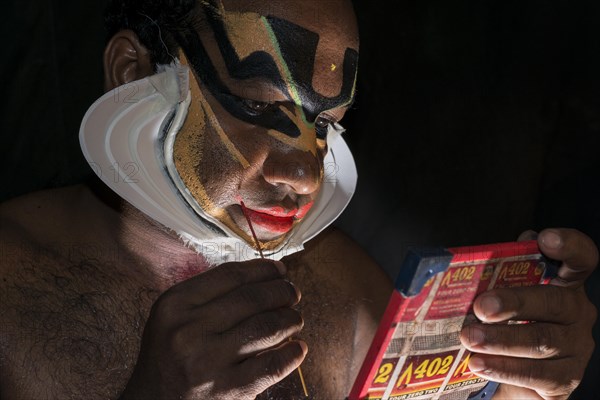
left=172, top=0, right=358, bottom=249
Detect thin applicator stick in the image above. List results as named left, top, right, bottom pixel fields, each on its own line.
left=239, top=201, right=309, bottom=397
left=295, top=355, right=309, bottom=398
left=240, top=201, right=265, bottom=258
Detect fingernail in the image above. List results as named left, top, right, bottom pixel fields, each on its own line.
left=287, top=280, right=302, bottom=302
left=518, top=230, right=538, bottom=241
left=273, top=260, right=287, bottom=275
left=297, top=340, right=308, bottom=355
left=541, top=230, right=563, bottom=249
left=469, top=356, right=487, bottom=372
left=480, top=295, right=502, bottom=318
left=467, top=327, right=485, bottom=347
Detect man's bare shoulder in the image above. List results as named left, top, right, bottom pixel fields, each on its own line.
left=0, top=184, right=130, bottom=317
left=294, top=226, right=393, bottom=299
left=0, top=188, right=78, bottom=397
left=0, top=184, right=122, bottom=280
left=1, top=185, right=94, bottom=243
left=0, top=186, right=94, bottom=357
left=0, top=186, right=152, bottom=398
left=0, top=185, right=97, bottom=293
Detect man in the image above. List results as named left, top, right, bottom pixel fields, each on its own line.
left=0, top=1, right=597, bottom=399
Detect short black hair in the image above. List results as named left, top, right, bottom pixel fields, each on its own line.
left=104, top=0, right=200, bottom=66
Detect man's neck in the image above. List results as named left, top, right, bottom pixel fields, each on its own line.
left=88, top=179, right=212, bottom=288
left=119, top=201, right=213, bottom=287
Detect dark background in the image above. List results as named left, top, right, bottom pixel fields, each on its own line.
left=2, top=0, right=599, bottom=398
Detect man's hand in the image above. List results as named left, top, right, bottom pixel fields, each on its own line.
left=460, top=228, right=598, bottom=400
left=119, top=259, right=306, bottom=400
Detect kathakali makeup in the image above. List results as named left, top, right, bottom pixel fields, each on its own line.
left=171, top=1, right=358, bottom=249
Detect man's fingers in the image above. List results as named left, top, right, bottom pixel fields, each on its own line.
left=234, top=340, right=308, bottom=396
left=198, top=278, right=300, bottom=332
left=152, top=304, right=304, bottom=378
left=538, top=228, right=599, bottom=288
left=164, top=259, right=286, bottom=306
left=473, top=285, right=584, bottom=323
left=223, top=308, right=304, bottom=359
left=468, top=355, right=582, bottom=398
left=461, top=322, right=569, bottom=359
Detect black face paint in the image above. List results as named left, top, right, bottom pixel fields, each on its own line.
left=176, top=28, right=302, bottom=137
left=264, top=16, right=358, bottom=122
left=174, top=5, right=357, bottom=139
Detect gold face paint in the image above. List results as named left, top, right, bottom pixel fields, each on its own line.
left=173, top=53, right=252, bottom=244
left=174, top=53, right=294, bottom=250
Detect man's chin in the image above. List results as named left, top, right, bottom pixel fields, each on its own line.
left=239, top=221, right=300, bottom=253
left=256, top=227, right=291, bottom=243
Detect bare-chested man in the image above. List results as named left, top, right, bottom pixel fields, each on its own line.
left=1, top=1, right=598, bottom=399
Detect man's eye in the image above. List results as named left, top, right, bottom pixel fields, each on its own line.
left=315, top=115, right=336, bottom=140
left=241, top=99, right=272, bottom=114
left=315, top=116, right=334, bottom=129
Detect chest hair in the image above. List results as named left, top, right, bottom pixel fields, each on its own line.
left=1, top=242, right=160, bottom=399
left=1, top=241, right=363, bottom=399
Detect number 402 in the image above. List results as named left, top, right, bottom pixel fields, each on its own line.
left=373, top=354, right=470, bottom=387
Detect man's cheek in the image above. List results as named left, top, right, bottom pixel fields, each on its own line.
left=199, top=163, right=241, bottom=209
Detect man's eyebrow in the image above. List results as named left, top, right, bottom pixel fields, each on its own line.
left=219, top=52, right=295, bottom=102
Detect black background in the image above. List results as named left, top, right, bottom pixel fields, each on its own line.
left=2, top=0, right=599, bottom=397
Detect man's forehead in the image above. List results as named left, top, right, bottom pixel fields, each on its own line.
left=218, top=0, right=359, bottom=49
left=195, top=0, right=358, bottom=103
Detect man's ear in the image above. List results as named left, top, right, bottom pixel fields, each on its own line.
left=103, top=30, right=154, bottom=92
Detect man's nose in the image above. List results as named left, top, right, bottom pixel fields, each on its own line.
left=262, top=149, right=322, bottom=195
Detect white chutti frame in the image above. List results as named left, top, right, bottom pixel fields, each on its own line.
left=79, top=64, right=357, bottom=265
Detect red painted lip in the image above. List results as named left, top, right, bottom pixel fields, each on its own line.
left=243, top=207, right=295, bottom=234
left=253, top=201, right=315, bottom=220
left=296, top=201, right=314, bottom=219
left=255, top=206, right=298, bottom=218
